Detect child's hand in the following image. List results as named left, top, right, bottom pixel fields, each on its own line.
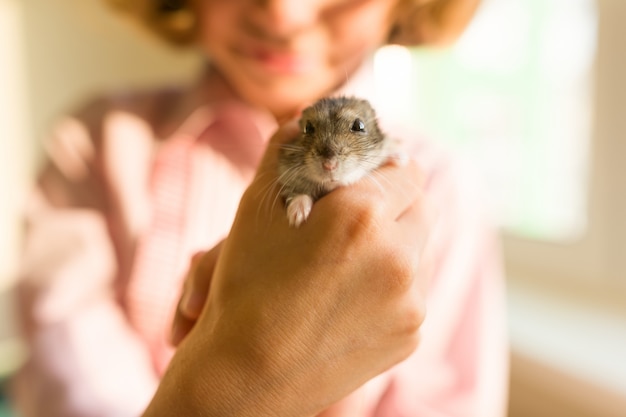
left=170, top=240, right=223, bottom=347
left=147, top=120, right=429, bottom=417
left=168, top=117, right=302, bottom=347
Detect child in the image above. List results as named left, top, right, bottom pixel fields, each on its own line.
left=13, top=0, right=509, bottom=416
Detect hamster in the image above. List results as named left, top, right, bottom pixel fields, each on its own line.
left=278, top=96, right=395, bottom=228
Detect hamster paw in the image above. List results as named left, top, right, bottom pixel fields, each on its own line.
left=286, top=194, right=314, bottom=228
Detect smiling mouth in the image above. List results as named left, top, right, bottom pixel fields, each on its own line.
left=238, top=45, right=313, bottom=75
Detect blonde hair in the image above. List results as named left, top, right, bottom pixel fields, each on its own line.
left=106, top=0, right=481, bottom=47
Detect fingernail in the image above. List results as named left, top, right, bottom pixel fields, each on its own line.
left=181, top=291, right=204, bottom=316
left=170, top=322, right=182, bottom=346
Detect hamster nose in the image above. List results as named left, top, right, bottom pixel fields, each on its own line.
left=322, top=158, right=338, bottom=172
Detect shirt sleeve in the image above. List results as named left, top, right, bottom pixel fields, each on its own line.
left=372, top=150, right=509, bottom=417
left=12, top=101, right=159, bottom=417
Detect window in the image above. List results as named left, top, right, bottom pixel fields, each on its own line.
left=376, top=0, right=598, bottom=242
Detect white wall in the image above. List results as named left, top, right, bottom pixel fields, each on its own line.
left=0, top=0, right=30, bottom=291
left=21, top=0, right=202, bottom=151
left=0, top=0, right=30, bottom=378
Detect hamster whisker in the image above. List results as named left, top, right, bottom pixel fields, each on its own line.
left=360, top=156, right=385, bottom=165
left=364, top=172, right=385, bottom=195
left=253, top=170, right=279, bottom=201
left=256, top=178, right=282, bottom=224
left=255, top=165, right=303, bottom=222
left=271, top=165, right=308, bottom=215
left=375, top=170, right=413, bottom=197
left=276, top=97, right=389, bottom=227
left=279, top=143, right=305, bottom=151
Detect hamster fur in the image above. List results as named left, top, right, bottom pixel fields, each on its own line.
left=278, top=96, right=393, bottom=227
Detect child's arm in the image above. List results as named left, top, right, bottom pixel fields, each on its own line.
left=370, top=154, right=509, bottom=417
left=13, top=102, right=159, bottom=417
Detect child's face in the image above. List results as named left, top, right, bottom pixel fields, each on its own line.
left=197, top=0, right=398, bottom=119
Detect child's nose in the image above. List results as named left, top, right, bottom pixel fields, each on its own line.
left=250, top=0, right=317, bottom=38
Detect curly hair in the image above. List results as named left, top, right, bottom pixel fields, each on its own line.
left=106, top=0, right=481, bottom=47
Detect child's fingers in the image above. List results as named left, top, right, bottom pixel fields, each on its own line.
left=170, top=240, right=224, bottom=346
left=378, top=160, right=425, bottom=219
left=337, top=159, right=424, bottom=221
left=169, top=251, right=204, bottom=346
left=179, top=252, right=206, bottom=318
left=170, top=308, right=196, bottom=347
left=252, top=119, right=300, bottom=184
left=276, top=105, right=306, bottom=125
left=242, top=120, right=301, bottom=222
left=275, top=100, right=312, bottom=126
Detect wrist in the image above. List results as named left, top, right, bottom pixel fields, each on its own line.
left=142, top=336, right=307, bottom=417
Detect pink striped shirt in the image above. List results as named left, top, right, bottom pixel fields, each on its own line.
left=13, top=66, right=508, bottom=417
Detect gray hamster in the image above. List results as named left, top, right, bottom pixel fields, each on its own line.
left=278, top=96, right=394, bottom=227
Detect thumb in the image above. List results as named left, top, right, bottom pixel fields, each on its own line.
left=254, top=101, right=310, bottom=180
left=252, top=118, right=300, bottom=186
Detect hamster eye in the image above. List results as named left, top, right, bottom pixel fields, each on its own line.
left=351, top=118, right=366, bottom=133
left=304, top=121, right=315, bottom=135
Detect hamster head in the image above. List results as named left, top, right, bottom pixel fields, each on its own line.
left=294, top=97, right=387, bottom=187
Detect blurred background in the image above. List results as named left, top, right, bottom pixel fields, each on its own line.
left=1, top=0, right=625, bottom=416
